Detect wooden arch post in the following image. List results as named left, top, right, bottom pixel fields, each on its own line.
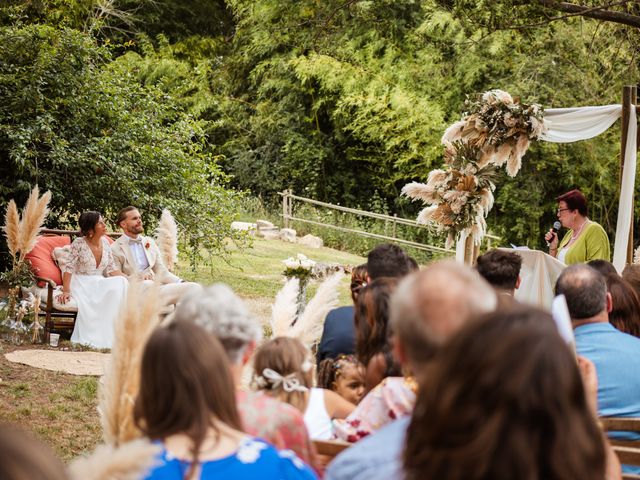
left=620, top=85, right=639, bottom=264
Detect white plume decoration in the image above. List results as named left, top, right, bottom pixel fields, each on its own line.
left=270, top=278, right=300, bottom=337
left=68, top=439, right=161, bottom=480
left=291, top=272, right=343, bottom=348
left=156, top=209, right=178, bottom=272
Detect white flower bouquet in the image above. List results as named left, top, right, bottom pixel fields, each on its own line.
left=283, top=254, right=316, bottom=281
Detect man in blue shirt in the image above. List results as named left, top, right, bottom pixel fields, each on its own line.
left=556, top=264, right=640, bottom=474
left=326, top=262, right=497, bottom=480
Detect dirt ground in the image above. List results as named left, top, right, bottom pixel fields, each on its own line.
left=0, top=341, right=102, bottom=461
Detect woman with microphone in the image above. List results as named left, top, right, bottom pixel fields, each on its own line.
left=545, top=189, right=610, bottom=265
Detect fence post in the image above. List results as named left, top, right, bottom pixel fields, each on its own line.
left=282, top=190, right=290, bottom=229
left=393, top=214, right=397, bottom=239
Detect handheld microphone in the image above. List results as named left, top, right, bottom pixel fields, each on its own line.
left=547, top=221, right=562, bottom=246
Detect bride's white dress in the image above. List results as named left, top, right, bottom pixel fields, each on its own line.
left=63, top=236, right=128, bottom=349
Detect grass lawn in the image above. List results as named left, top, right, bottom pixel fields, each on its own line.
left=0, top=237, right=364, bottom=460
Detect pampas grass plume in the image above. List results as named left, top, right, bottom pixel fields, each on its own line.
left=156, top=209, right=178, bottom=272
left=270, top=278, right=299, bottom=337
left=68, top=438, right=161, bottom=480
left=3, top=200, right=20, bottom=260
left=291, top=272, right=343, bottom=348
left=99, top=280, right=161, bottom=446
left=17, top=187, right=51, bottom=261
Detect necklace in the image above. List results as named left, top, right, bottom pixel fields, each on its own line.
left=571, top=218, right=589, bottom=240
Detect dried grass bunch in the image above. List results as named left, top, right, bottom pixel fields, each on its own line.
left=2, top=186, right=52, bottom=266
left=156, top=209, right=178, bottom=272
left=403, top=90, right=544, bottom=247
left=99, top=280, right=161, bottom=446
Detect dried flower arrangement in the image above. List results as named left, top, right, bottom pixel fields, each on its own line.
left=402, top=90, right=545, bottom=247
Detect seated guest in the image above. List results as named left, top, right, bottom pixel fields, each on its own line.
left=172, top=284, right=317, bottom=468
left=0, top=424, right=68, bottom=480
left=59, top=211, right=128, bottom=349
left=588, top=259, right=618, bottom=277
left=622, top=263, right=640, bottom=297
left=328, top=262, right=496, bottom=466
left=316, top=264, right=367, bottom=364
left=253, top=337, right=355, bottom=440
left=112, top=206, right=200, bottom=306
left=135, top=321, right=317, bottom=480
left=604, top=273, right=640, bottom=337
left=475, top=248, right=521, bottom=296
left=317, top=244, right=417, bottom=364
left=355, top=278, right=401, bottom=393
left=404, top=305, right=621, bottom=480
left=556, top=264, right=640, bottom=474
left=317, top=355, right=366, bottom=405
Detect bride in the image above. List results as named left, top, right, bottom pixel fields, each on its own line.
left=58, top=211, right=128, bottom=349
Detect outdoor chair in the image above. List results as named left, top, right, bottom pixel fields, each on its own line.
left=25, top=229, right=120, bottom=342
left=312, top=439, right=350, bottom=468
left=600, top=417, right=640, bottom=480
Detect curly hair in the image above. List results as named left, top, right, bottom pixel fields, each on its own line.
left=317, top=354, right=360, bottom=390
left=404, top=305, right=605, bottom=480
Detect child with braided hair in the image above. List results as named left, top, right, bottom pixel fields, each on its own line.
left=317, top=355, right=365, bottom=405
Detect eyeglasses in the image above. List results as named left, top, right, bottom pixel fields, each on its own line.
left=557, top=208, right=570, bottom=214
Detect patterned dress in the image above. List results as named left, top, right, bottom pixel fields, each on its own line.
left=143, top=437, right=318, bottom=479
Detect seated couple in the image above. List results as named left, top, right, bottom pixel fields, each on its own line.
left=58, top=207, right=198, bottom=349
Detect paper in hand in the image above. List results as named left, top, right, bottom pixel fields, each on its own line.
left=552, top=294, right=575, bottom=351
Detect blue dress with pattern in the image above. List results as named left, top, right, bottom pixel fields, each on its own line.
left=143, top=437, right=318, bottom=480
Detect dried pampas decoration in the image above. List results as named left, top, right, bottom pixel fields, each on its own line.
left=3, top=200, right=20, bottom=261
left=18, top=186, right=51, bottom=262
left=68, top=439, right=161, bottom=480
left=156, top=209, right=178, bottom=272
left=99, top=280, right=161, bottom=446
left=270, top=278, right=300, bottom=338
left=290, top=272, right=343, bottom=348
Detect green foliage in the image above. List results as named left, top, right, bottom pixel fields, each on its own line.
left=0, top=24, right=243, bottom=269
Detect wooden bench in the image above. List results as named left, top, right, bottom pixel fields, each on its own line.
left=25, top=229, right=120, bottom=342
left=600, top=417, right=640, bottom=480
left=312, top=439, right=350, bottom=468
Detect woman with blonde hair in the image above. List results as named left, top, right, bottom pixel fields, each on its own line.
left=253, top=337, right=355, bottom=440
left=135, top=321, right=316, bottom=480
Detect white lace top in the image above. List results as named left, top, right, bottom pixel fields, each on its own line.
left=62, top=237, right=118, bottom=276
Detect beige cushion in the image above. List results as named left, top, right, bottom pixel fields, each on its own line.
left=51, top=286, right=78, bottom=312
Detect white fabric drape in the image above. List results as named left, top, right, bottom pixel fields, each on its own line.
left=541, top=104, right=637, bottom=273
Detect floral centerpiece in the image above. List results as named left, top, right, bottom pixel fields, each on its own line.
left=402, top=90, right=545, bottom=247
left=282, top=253, right=316, bottom=316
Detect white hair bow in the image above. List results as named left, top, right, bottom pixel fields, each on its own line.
left=259, top=368, right=309, bottom=393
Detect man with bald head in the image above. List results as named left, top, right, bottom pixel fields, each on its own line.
left=556, top=264, right=640, bottom=474
left=326, top=261, right=497, bottom=480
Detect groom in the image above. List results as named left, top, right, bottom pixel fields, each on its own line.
left=112, top=206, right=199, bottom=305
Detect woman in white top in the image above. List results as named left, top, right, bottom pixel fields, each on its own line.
left=58, top=211, right=128, bottom=348
left=252, top=337, right=355, bottom=440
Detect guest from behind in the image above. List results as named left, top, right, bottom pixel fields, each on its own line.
left=253, top=337, right=355, bottom=440
left=588, top=259, right=618, bottom=277
left=556, top=264, right=640, bottom=474
left=317, top=355, right=365, bottom=405
left=135, top=321, right=316, bottom=480
left=112, top=206, right=200, bottom=306
left=622, top=263, right=640, bottom=298
left=172, top=284, right=317, bottom=468
left=59, top=211, right=128, bottom=349
left=316, top=264, right=367, bottom=364
left=328, top=262, right=496, bottom=477
left=354, top=277, right=401, bottom=393
left=365, top=243, right=416, bottom=280
left=545, top=189, right=610, bottom=264
left=404, top=305, right=619, bottom=480
left=604, top=273, right=640, bottom=338
left=475, top=248, right=521, bottom=296
left=0, top=424, right=68, bottom=480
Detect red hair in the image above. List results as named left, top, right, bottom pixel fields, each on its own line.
left=557, top=189, right=588, bottom=216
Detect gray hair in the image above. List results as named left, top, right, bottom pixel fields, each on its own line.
left=555, top=264, right=607, bottom=320
left=390, top=260, right=497, bottom=367
left=173, top=283, right=262, bottom=363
